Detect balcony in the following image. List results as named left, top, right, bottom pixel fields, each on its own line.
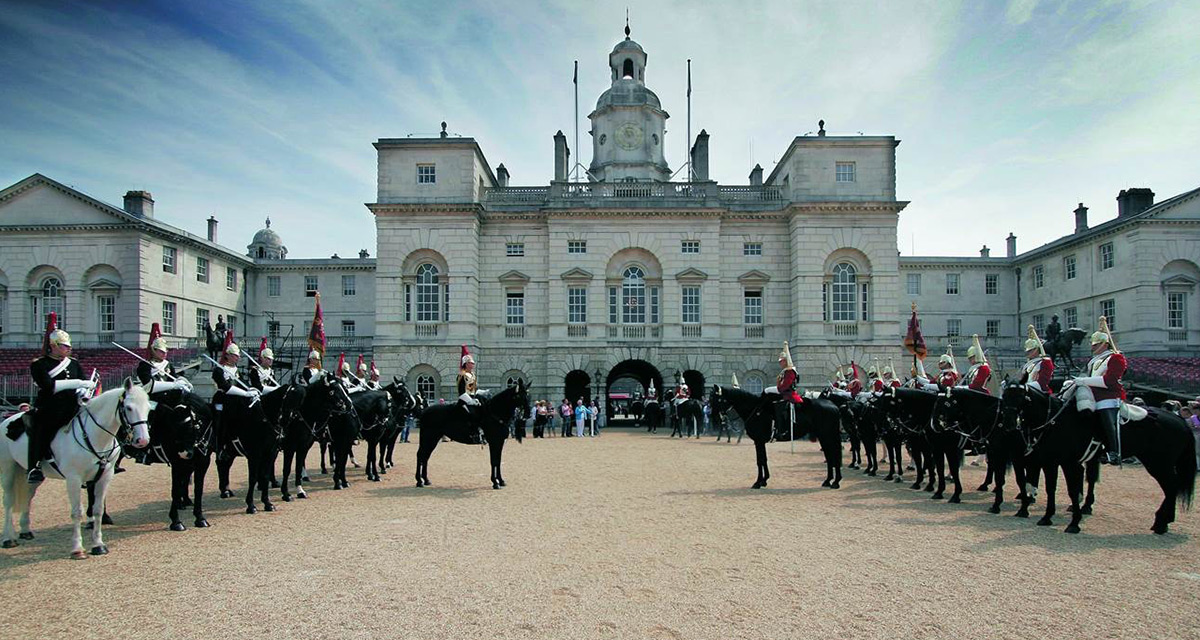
left=681, top=325, right=702, bottom=338
left=567, top=325, right=588, bottom=338
left=325, top=336, right=371, bottom=351
left=483, top=182, right=789, bottom=209
left=1169, top=330, right=1187, bottom=342
left=505, top=325, right=525, bottom=339
left=414, top=324, right=439, bottom=339
left=606, top=325, right=661, bottom=340
left=744, top=325, right=764, bottom=339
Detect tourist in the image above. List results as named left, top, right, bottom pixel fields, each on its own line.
left=561, top=399, right=572, bottom=437
left=574, top=399, right=586, bottom=437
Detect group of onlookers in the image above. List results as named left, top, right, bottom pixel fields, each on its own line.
left=531, top=398, right=602, bottom=438
left=1160, top=398, right=1200, bottom=468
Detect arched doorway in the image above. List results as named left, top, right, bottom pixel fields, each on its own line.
left=563, top=369, right=592, bottom=406
left=604, top=359, right=663, bottom=426
left=682, top=370, right=706, bottom=400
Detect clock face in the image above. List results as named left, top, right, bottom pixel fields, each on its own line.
left=616, top=122, right=643, bottom=150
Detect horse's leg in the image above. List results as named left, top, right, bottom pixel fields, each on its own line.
left=1081, top=458, right=1100, bottom=515
left=947, top=445, right=963, bottom=504
left=296, top=442, right=311, bottom=498
left=988, top=454, right=1005, bottom=514
left=89, top=469, right=114, bottom=554
left=280, top=446, right=294, bottom=501
left=217, top=453, right=234, bottom=499
left=1, top=462, right=20, bottom=547
left=1037, top=465, right=1058, bottom=527
left=752, top=441, right=766, bottom=489
left=319, top=440, right=329, bottom=474
left=1063, top=463, right=1085, bottom=534
left=893, top=439, right=905, bottom=483
left=66, top=474, right=86, bottom=558
left=269, top=449, right=280, bottom=489
left=244, top=454, right=258, bottom=514
left=193, top=455, right=210, bottom=527
left=261, top=449, right=276, bottom=511
left=932, top=449, right=946, bottom=500
left=169, top=464, right=185, bottom=531
left=489, top=439, right=502, bottom=490
left=1143, top=459, right=1176, bottom=534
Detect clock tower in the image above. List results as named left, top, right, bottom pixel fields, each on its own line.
left=587, top=27, right=671, bottom=182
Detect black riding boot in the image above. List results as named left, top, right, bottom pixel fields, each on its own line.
left=1098, top=408, right=1120, bottom=465
left=458, top=401, right=483, bottom=444
left=26, top=427, right=44, bottom=484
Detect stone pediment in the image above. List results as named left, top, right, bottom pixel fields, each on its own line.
left=1161, top=274, right=1198, bottom=289
left=498, top=270, right=531, bottom=285
left=559, top=267, right=594, bottom=282
left=673, top=267, right=709, bottom=282
left=737, top=269, right=771, bottom=285
left=87, top=277, right=122, bottom=291
left=0, top=175, right=136, bottom=227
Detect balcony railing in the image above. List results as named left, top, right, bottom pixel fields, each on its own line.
left=483, top=182, right=789, bottom=207
left=681, top=325, right=702, bottom=338
left=567, top=325, right=588, bottom=338
left=826, top=323, right=859, bottom=338
left=326, top=336, right=370, bottom=351
left=414, top=324, right=439, bottom=338
left=718, top=185, right=786, bottom=202
left=744, top=325, right=764, bottom=338
left=1169, top=330, right=1187, bottom=342
left=604, top=325, right=661, bottom=340
left=505, top=325, right=525, bottom=339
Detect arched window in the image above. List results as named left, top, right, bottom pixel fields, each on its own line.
left=416, top=264, right=440, bottom=322
left=831, top=262, right=857, bottom=322
left=743, top=375, right=765, bottom=395
left=416, top=375, right=436, bottom=402
left=622, top=266, right=646, bottom=324
left=42, top=276, right=65, bottom=328
left=622, top=59, right=634, bottom=79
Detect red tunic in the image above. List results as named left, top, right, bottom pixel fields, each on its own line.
left=1087, top=352, right=1127, bottom=403
left=964, top=363, right=992, bottom=394
left=847, top=378, right=863, bottom=395
left=1020, top=356, right=1055, bottom=390
left=777, top=368, right=803, bottom=403
left=889, top=379, right=901, bottom=388
left=938, top=370, right=959, bottom=389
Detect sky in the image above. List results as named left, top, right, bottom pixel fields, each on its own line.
left=1, top=0, right=1198, bottom=258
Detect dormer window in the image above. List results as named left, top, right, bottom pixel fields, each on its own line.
left=622, top=59, right=634, bottom=79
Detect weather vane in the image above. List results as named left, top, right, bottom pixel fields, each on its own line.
left=625, top=8, right=630, bottom=38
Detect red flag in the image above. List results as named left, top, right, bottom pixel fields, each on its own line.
left=41, top=312, right=58, bottom=356
left=146, top=322, right=163, bottom=356
left=308, top=292, right=326, bottom=359
left=903, top=303, right=927, bottom=359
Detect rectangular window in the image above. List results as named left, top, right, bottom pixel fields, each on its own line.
left=835, top=162, right=856, bottom=183
left=946, top=273, right=959, bottom=295
left=1033, top=314, right=1045, bottom=335
left=342, top=275, right=356, bottom=296
left=608, top=287, right=618, bottom=324
left=305, top=275, right=318, bottom=297
left=986, top=319, right=1000, bottom=338
left=1100, top=243, right=1114, bottom=270
left=98, top=296, right=115, bottom=333
left=1168, top=292, right=1186, bottom=329
left=1101, top=299, right=1116, bottom=331
left=417, top=164, right=436, bottom=184
left=341, top=320, right=356, bottom=337
left=227, top=313, right=236, bottom=332
left=268, top=321, right=280, bottom=342
left=404, top=284, right=412, bottom=322
left=649, top=287, right=659, bottom=324
left=906, top=273, right=921, bottom=296
left=162, top=301, right=176, bottom=335
left=1064, top=255, right=1077, bottom=280
left=743, top=291, right=763, bottom=325
left=268, top=276, right=281, bottom=297
left=196, top=257, right=209, bottom=283
left=568, top=287, right=588, bottom=324
left=861, top=282, right=870, bottom=321
left=506, top=243, right=525, bottom=257
left=681, top=286, right=701, bottom=324
left=681, top=240, right=700, bottom=254
left=417, top=279, right=439, bottom=322
left=162, top=246, right=176, bottom=274
left=506, top=292, right=525, bottom=325
left=743, top=242, right=762, bottom=256
left=226, top=267, right=237, bottom=291
left=1064, top=306, right=1077, bottom=328
left=985, top=274, right=998, bottom=295
left=195, top=308, right=209, bottom=336
left=1033, top=266, right=1044, bottom=289
left=568, top=240, right=587, bottom=254
left=947, top=318, right=961, bottom=338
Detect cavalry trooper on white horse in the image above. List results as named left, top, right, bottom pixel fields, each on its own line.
left=27, top=317, right=93, bottom=484
left=457, top=345, right=486, bottom=444
left=1062, top=316, right=1127, bottom=465
left=299, top=349, right=324, bottom=385
left=248, top=338, right=280, bottom=393
left=1019, top=324, right=1055, bottom=392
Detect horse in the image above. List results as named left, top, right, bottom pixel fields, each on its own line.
left=665, top=391, right=703, bottom=438
left=216, top=382, right=302, bottom=513
left=415, top=380, right=530, bottom=490
left=280, top=374, right=344, bottom=501
left=1, top=380, right=151, bottom=558
left=322, top=379, right=361, bottom=490
left=641, top=401, right=663, bottom=433
left=711, top=386, right=843, bottom=489
left=711, top=400, right=743, bottom=443
left=868, top=388, right=937, bottom=491
left=351, top=388, right=395, bottom=482
left=823, top=392, right=863, bottom=469
left=385, top=392, right=425, bottom=467
left=1001, top=384, right=1196, bottom=534
left=378, top=379, right=417, bottom=473
left=846, top=399, right=880, bottom=476
left=1043, top=327, right=1087, bottom=375
left=202, top=323, right=225, bottom=364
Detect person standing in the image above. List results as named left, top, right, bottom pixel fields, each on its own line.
left=574, top=399, right=586, bottom=438
left=560, top=399, right=572, bottom=437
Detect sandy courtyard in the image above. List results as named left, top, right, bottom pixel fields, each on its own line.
left=1, top=430, right=1198, bottom=640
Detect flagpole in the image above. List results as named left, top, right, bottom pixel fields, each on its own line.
left=686, top=58, right=692, bottom=181
left=573, top=60, right=579, bottom=182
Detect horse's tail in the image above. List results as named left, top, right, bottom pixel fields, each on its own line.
left=1177, top=433, right=1197, bottom=510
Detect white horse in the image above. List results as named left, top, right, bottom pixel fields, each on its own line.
left=0, top=379, right=151, bottom=558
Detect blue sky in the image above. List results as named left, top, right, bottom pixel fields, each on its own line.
left=2, top=0, right=1197, bottom=258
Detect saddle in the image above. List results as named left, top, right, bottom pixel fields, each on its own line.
left=1118, top=401, right=1148, bottom=424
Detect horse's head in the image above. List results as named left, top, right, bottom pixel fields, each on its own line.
left=119, top=378, right=152, bottom=448
left=514, top=379, right=531, bottom=421
left=166, top=401, right=207, bottom=460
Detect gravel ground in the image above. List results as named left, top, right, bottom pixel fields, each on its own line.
left=1, top=431, right=1198, bottom=640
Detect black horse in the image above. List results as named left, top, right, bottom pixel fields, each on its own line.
left=377, top=379, right=417, bottom=473
left=1001, top=385, right=1196, bottom=534
left=216, top=383, right=303, bottom=513
left=665, top=391, right=703, bottom=438
left=824, top=392, right=863, bottom=469
left=202, top=322, right=225, bottom=364
left=711, top=386, right=843, bottom=489
left=1043, top=327, right=1087, bottom=375
left=280, top=375, right=344, bottom=501
left=385, top=392, right=425, bottom=467
left=415, top=380, right=530, bottom=489
left=642, top=401, right=663, bottom=433
left=352, top=387, right=397, bottom=482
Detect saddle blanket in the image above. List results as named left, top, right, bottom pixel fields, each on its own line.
left=3, top=411, right=29, bottom=441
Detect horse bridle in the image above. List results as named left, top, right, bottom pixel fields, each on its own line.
left=75, top=389, right=147, bottom=468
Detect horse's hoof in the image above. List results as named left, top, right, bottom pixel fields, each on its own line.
left=751, top=482, right=763, bottom=489
left=931, top=493, right=944, bottom=500
left=70, top=550, right=88, bottom=560
left=1152, top=523, right=1168, bottom=535
left=220, top=490, right=234, bottom=499
left=89, top=545, right=109, bottom=556
left=1036, top=517, right=1052, bottom=527
left=987, top=505, right=1001, bottom=514
left=976, top=484, right=990, bottom=492
left=893, top=476, right=904, bottom=484
left=297, top=492, right=307, bottom=499
left=415, top=482, right=423, bottom=488
left=1015, top=510, right=1029, bottom=519
left=831, top=482, right=840, bottom=489
left=924, top=485, right=935, bottom=492
left=169, top=522, right=186, bottom=532
left=195, top=518, right=210, bottom=528
left=910, top=482, right=922, bottom=490
left=493, top=484, right=501, bottom=490
left=498, top=479, right=507, bottom=487
left=371, top=477, right=380, bottom=483
left=264, top=503, right=276, bottom=512
left=1080, top=505, right=1093, bottom=515
left=101, top=514, right=113, bottom=525
left=884, top=474, right=894, bottom=481
left=333, top=484, right=342, bottom=491
left=282, top=494, right=293, bottom=502
left=246, top=505, right=257, bottom=514
left=1064, top=524, right=1081, bottom=534
left=18, top=532, right=34, bottom=540
left=2, top=539, right=18, bottom=549
left=948, top=495, right=961, bottom=504
left=301, top=475, right=311, bottom=482
left=821, top=480, right=831, bottom=487
left=180, top=497, right=193, bottom=507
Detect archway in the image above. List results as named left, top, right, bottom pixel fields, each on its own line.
left=563, top=369, right=592, bottom=406
left=604, top=359, right=663, bottom=426
left=681, top=370, right=706, bottom=400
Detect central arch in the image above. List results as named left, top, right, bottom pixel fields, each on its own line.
left=604, top=359, right=663, bottom=426
left=563, top=369, right=593, bottom=406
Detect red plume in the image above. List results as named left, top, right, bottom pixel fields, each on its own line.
left=222, top=327, right=235, bottom=352
left=336, top=352, right=345, bottom=374
left=146, top=322, right=163, bottom=356
left=41, top=312, right=58, bottom=356
left=259, top=336, right=269, bottom=355
left=356, top=354, right=365, bottom=372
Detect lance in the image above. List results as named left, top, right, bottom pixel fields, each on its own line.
left=111, top=341, right=179, bottom=382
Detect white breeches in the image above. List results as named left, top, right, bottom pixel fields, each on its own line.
left=764, top=386, right=779, bottom=395
left=460, top=393, right=481, bottom=406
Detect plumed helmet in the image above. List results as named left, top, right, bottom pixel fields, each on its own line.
left=224, top=342, right=241, bottom=357
left=49, top=328, right=72, bottom=348
left=1090, top=331, right=1110, bottom=346
left=867, top=362, right=879, bottom=377
left=340, top=360, right=352, bottom=373
left=938, top=354, right=954, bottom=366
left=966, top=334, right=987, bottom=364
left=779, top=341, right=794, bottom=369
left=370, top=362, right=379, bottom=377
left=731, top=373, right=740, bottom=388
left=356, top=355, right=366, bottom=373
left=308, top=349, right=321, bottom=361
left=261, top=348, right=274, bottom=360
left=680, top=382, right=689, bottom=389
left=461, top=344, right=474, bottom=366
left=1025, top=324, right=1044, bottom=353
left=151, top=337, right=169, bottom=353
left=835, top=367, right=846, bottom=382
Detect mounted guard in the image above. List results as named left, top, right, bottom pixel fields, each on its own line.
left=135, top=323, right=192, bottom=394
left=1062, top=316, right=1127, bottom=465
left=1019, top=324, right=1055, bottom=392
left=846, top=362, right=864, bottom=396
left=299, top=350, right=324, bottom=385
left=457, top=345, right=486, bottom=444
left=26, top=314, right=92, bottom=484
left=336, top=353, right=366, bottom=394
left=936, top=347, right=959, bottom=390
left=868, top=361, right=884, bottom=393
left=366, top=362, right=382, bottom=391
left=958, top=335, right=991, bottom=393
left=248, top=337, right=280, bottom=393
left=765, top=341, right=803, bottom=405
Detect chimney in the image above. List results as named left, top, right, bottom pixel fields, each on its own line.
left=1074, top=203, right=1089, bottom=233
left=1006, top=233, right=1017, bottom=258
left=359, top=249, right=370, bottom=259
left=749, top=164, right=763, bottom=186
left=553, top=130, right=570, bottom=181
left=1116, top=188, right=1154, bottom=217
left=206, top=216, right=218, bottom=242
left=496, top=164, right=510, bottom=188
left=123, top=190, right=154, bottom=218
left=690, top=129, right=710, bottom=181
left=980, top=245, right=990, bottom=258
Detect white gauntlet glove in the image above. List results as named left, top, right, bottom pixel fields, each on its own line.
left=225, top=385, right=255, bottom=399
left=55, top=379, right=95, bottom=393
